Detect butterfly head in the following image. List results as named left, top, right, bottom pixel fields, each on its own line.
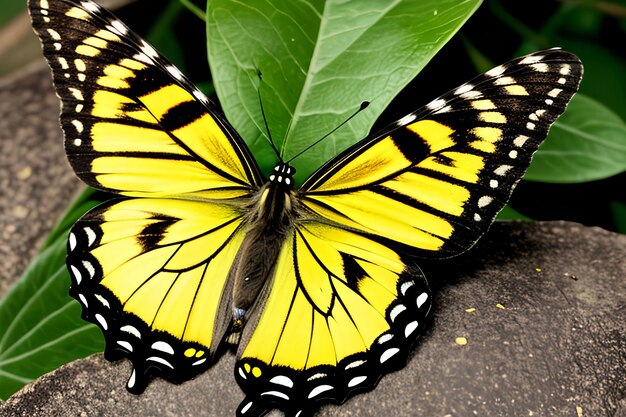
left=269, top=163, right=296, bottom=188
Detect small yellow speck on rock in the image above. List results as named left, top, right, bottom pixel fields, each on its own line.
left=496, top=303, right=506, bottom=310
left=465, top=308, right=476, bottom=313
left=576, top=406, right=583, bottom=417
left=535, top=267, right=542, bottom=273
left=455, top=337, right=468, bottom=346
left=17, top=166, right=33, bottom=180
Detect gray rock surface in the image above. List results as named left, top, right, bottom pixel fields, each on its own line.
left=0, top=63, right=83, bottom=297
left=1, top=221, right=624, bottom=417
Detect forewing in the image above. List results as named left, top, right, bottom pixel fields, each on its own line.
left=234, top=221, right=431, bottom=416
left=29, top=0, right=263, bottom=199
left=67, top=198, right=245, bottom=392
left=300, top=49, right=583, bottom=258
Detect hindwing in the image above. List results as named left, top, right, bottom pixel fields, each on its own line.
left=235, top=222, right=431, bottom=416
left=67, top=198, right=246, bottom=392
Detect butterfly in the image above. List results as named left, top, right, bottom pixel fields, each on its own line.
left=29, top=0, right=583, bottom=416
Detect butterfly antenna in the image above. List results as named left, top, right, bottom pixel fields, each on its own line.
left=286, top=101, right=369, bottom=164
left=257, top=72, right=282, bottom=162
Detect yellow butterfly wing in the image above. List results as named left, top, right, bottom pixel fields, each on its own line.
left=30, top=0, right=262, bottom=200
left=29, top=0, right=261, bottom=392
left=236, top=222, right=431, bottom=416
left=300, top=49, right=583, bottom=258
left=67, top=198, right=245, bottom=391
left=234, top=49, right=582, bottom=416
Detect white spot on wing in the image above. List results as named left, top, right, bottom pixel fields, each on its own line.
left=261, top=391, right=289, bottom=400
left=69, top=232, right=77, bottom=251
left=527, top=122, right=536, bottom=130
left=94, top=294, right=110, bottom=308
left=193, top=89, right=208, bottom=103
left=397, top=114, right=417, bottom=126
left=73, top=138, right=82, bottom=146
left=400, top=281, right=414, bottom=296
left=81, top=1, right=99, bottom=13
left=72, top=120, right=84, bottom=133
left=120, top=325, right=141, bottom=338
left=490, top=179, right=499, bottom=188
left=308, top=385, right=333, bottom=399
left=548, top=88, right=562, bottom=97
left=82, top=260, right=95, bottom=278
left=111, top=20, right=128, bottom=35
left=378, top=333, right=393, bottom=344
left=380, top=347, right=400, bottom=363
left=147, top=356, right=174, bottom=368
left=531, top=63, right=549, bottom=72
left=514, top=135, right=529, bottom=147
left=389, top=304, right=406, bottom=322
left=558, top=77, right=567, bottom=85
left=117, top=340, right=133, bottom=352
left=84, top=227, right=96, bottom=246
left=240, top=402, right=253, bottom=414
left=474, top=213, right=481, bottom=222
left=486, top=65, right=505, bottom=77
left=152, top=341, right=175, bottom=355
left=127, top=368, right=136, bottom=389
left=53, top=42, right=61, bottom=50
left=40, top=0, right=49, bottom=9
left=478, top=196, right=493, bottom=208
left=133, top=53, right=152, bottom=65
left=345, top=360, right=366, bottom=370
left=95, top=313, right=108, bottom=330
left=460, top=90, right=483, bottom=99
left=520, top=55, right=543, bottom=65
left=509, top=150, right=518, bottom=159
left=348, top=376, right=367, bottom=388
left=141, top=41, right=159, bottom=58
left=47, top=29, right=61, bottom=40
left=78, top=293, right=88, bottom=307
left=192, top=358, right=206, bottom=366
left=68, top=87, right=84, bottom=101
left=270, top=375, right=294, bottom=388
left=404, top=321, right=419, bottom=337
left=166, top=65, right=184, bottom=81
left=70, top=265, right=82, bottom=284
left=560, top=64, right=571, bottom=75
left=455, top=84, right=474, bottom=95
left=58, top=57, right=69, bottom=69
left=426, top=99, right=446, bottom=111
left=495, top=165, right=513, bottom=176
left=416, top=292, right=428, bottom=308
left=494, top=76, right=514, bottom=86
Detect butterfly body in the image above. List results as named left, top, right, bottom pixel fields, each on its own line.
left=29, top=0, right=582, bottom=416
left=231, top=163, right=297, bottom=326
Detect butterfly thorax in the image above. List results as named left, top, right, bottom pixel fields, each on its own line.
left=230, top=163, right=298, bottom=330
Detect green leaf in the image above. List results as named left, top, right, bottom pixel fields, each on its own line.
left=206, top=0, right=483, bottom=184
left=0, top=198, right=104, bottom=400
left=525, top=94, right=626, bottom=183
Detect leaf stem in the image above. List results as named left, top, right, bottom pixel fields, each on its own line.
left=178, top=0, right=205, bottom=21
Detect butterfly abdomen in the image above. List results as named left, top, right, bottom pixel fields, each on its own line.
left=231, top=180, right=298, bottom=326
